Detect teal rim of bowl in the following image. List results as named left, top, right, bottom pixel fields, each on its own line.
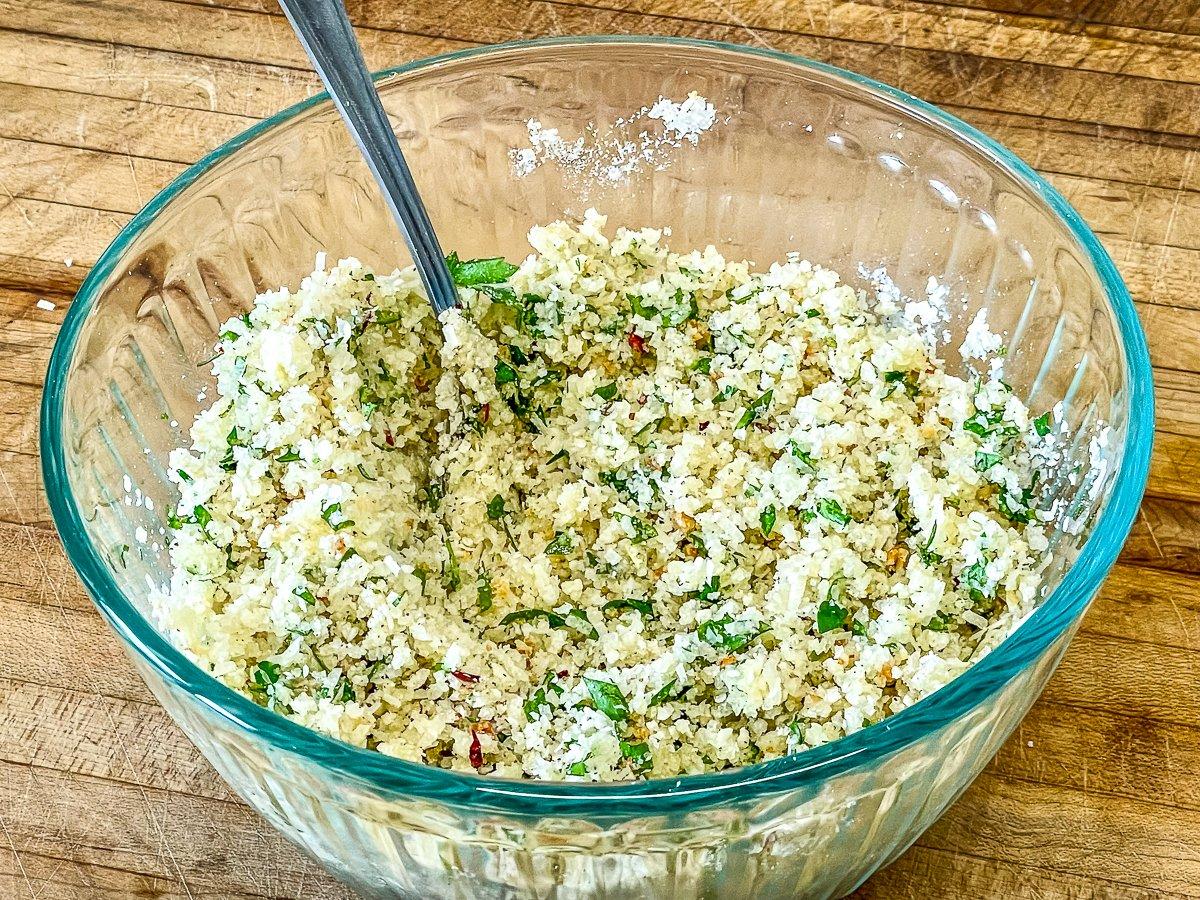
left=42, top=34, right=1154, bottom=818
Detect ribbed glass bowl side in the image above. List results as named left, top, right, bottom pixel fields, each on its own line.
left=41, top=37, right=1152, bottom=898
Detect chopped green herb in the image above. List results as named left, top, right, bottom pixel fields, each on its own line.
left=629, top=294, right=659, bottom=319
left=547, top=449, right=569, bottom=466
left=974, top=451, right=1002, bottom=472
left=661, top=290, right=698, bottom=328
left=1033, top=411, right=1053, bottom=437
left=500, top=608, right=567, bottom=629
left=219, top=426, right=242, bottom=471
left=524, top=687, right=550, bottom=721
left=760, top=504, right=777, bottom=538
left=193, top=504, right=212, bottom=531
left=603, top=597, right=653, bottom=617
left=358, top=384, right=381, bottom=418
left=252, top=660, right=281, bottom=691
left=648, top=679, right=677, bottom=707
left=816, top=498, right=851, bottom=527
left=851, top=619, right=868, bottom=637
left=816, top=599, right=848, bottom=633
left=334, top=679, right=355, bottom=703
left=694, top=575, right=721, bottom=604
left=442, top=540, right=461, bottom=592
left=998, top=491, right=1032, bottom=524
left=919, top=525, right=942, bottom=566
left=788, top=720, right=805, bottom=744
left=584, top=677, right=630, bottom=722
left=337, top=547, right=360, bottom=567
left=425, top=477, right=445, bottom=511
left=926, top=612, right=953, bottom=632
left=619, top=739, right=652, bottom=773
left=321, top=502, right=354, bottom=532
left=293, top=586, right=317, bottom=606
left=564, top=608, right=599, bottom=639
left=494, top=360, right=518, bottom=385
left=805, top=308, right=821, bottom=318
left=735, top=389, right=773, bottom=431
left=883, top=369, right=920, bottom=398
left=276, top=448, right=301, bottom=463
left=357, top=463, right=376, bottom=481
left=487, top=494, right=507, bottom=520
left=691, top=356, right=712, bottom=374
left=618, top=513, right=658, bottom=544
left=787, top=440, right=817, bottom=472
left=633, top=417, right=663, bottom=443
left=445, top=252, right=519, bottom=286
left=567, top=761, right=588, bottom=777
left=698, top=617, right=764, bottom=653
left=960, top=560, right=991, bottom=603
left=545, top=530, right=574, bottom=556
left=594, top=382, right=619, bottom=402
left=219, top=329, right=238, bottom=342
left=476, top=571, right=493, bottom=612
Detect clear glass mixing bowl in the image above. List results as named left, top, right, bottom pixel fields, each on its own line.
left=41, top=37, right=1152, bottom=899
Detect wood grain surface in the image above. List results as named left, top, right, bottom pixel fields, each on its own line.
left=3, top=0, right=1199, bottom=897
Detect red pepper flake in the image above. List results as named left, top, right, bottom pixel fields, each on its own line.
left=414, top=374, right=428, bottom=393
left=698, top=421, right=710, bottom=432
left=451, top=670, right=480, bottom=684
left=557, top=669, right=569, bottom=679
left=469, top=730, right=483, bottom=768
left=384, top=428, right=395, bottom=447
left=627, top=332, right=646, bottom=353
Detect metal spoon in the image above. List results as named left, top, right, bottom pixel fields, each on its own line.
left=278, top=0, right=458, bottom=314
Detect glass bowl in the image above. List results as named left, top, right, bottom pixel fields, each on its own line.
left=41, top=36, right=1153, bottom=899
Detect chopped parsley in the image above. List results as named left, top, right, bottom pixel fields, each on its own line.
left=583, top=677, right=630, bottom=722
left=594, top=382, right=619, bottom=402
left=545, top=530, right=574, bottom=556
left=883, top=369, right=919, bottom=398
left=618, top=513, right=658, bottom=544
left=698, top=617, right=765, bottom=653
left=760, top=504, right=777, bottom=538
left=693, top=575, right=721, bottom=604
left=500, top=608, right=566, bottom=629
left=816, top=498, right=851, bottom=527
left=476, top=571, right=493, bottom=612
left=603, top=597, right=653, bottom=617
left=1033, top=411, right=1053, bottom=437
left=494, top=359, right=518, bottom=385
left=620, top=739, right=652, bottom=773
left=648, top=679, right=678, bottom=708
left=735, top=389, right=773, bottom=431
left=445, top=252, right=519, bottom=286
left=816, top=598, right=848, bottom=633
left=320, top=502, right=354, bottom=532
left=442, top=540, right=461, bottom=592
left=974, top=451, right=1002, bottom=472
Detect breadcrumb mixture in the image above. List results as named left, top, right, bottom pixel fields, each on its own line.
left=154, top=211, right=1056, bottom=781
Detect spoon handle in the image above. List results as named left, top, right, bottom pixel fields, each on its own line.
left=278, top=0, right=458, bottom=314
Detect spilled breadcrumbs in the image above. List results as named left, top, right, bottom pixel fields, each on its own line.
left=153, top=211, right=1059, bottom=781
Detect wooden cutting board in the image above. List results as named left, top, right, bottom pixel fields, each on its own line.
left=2, top=0, right=1198, bottom=896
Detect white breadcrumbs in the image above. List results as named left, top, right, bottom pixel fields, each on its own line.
left=154, top=211, right=1060, bottom=782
